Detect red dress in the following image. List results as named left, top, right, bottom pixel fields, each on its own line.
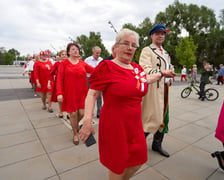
left=215, top=101, right=224, bottom=143
left=56, top=59, right=94, bottom=113
left=50, top=61, right=61, bottom=102
left=89, top=60, right=148, bottom=174
left=34, top=60, right=53, bottom=93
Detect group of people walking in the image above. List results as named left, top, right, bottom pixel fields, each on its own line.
left=23, top=24, right=223, bottom=180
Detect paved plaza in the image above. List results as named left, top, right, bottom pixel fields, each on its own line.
left=0, top=65, right=223, bottom=180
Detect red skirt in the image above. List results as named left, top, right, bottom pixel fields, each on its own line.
left=30, top=71, right=35, bottom=84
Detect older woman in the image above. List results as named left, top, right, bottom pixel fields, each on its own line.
left=50, top=50, right=67, bottom=118
left=79, top=28, right=173, bottom=180
left=56, top=43, right=94, bottom=145
left=34, top=51, right=53, bottom=112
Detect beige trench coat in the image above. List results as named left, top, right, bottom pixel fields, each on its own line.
left=139, top=44, right=173, bottom=134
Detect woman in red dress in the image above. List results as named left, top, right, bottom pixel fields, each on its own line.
left=212, top=100, right=224, bottom=171
left=50, top=50, right=67, bottom=118
left=80, top=28, right=165, bottom=180
left=34, top=51, right=53, bottom=112
left=57, top=43, right=94, bottom=145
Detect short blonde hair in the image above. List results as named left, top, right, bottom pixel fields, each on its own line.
left=58, top=50, right=66, bottom=57
left=115, top=28, right=139, bottom=47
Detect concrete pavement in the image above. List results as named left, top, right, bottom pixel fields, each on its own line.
left=0, top=65, right=223, bottom=180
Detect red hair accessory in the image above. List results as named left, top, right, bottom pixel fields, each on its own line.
left=166, top=29, right=169, bottom=34
left=39, top=51, right=45, bottom=56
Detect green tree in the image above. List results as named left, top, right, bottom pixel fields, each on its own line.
left=175, top=37, right=197, bottom=68
left=75, top=32, right=109, bottom=59
left=218, top=9, right=224, bottom=28
left=155, top=0, right=218, bottom=66
left=123, top=18, right=153, bottom=63
left=8, top=48, right=20, bottom=60
left=4, top=52, right=14, bottom=65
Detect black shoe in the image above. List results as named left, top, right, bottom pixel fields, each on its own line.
left=59, top=114, right=63, bottom=118
left=201, top=97, right=205, bottom=101
left=67, top=115, right=70, bottom=119
left=97, top=114, right=100, bottom=118
left=152, top=131, right=170, bottom=157
left=211, top=151, right=224, bottom=171
left=152, top=144, right=170, bottom=157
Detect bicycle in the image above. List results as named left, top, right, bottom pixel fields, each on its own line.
left=181, top=81, right=219, bottom=101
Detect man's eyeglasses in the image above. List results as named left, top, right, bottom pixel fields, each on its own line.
left=117, top=41, right=138, bottom=49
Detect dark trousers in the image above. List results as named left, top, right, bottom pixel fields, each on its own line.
left=217, top=76, right=224, bottom=85
left=199, top=82, right=206, bottom=98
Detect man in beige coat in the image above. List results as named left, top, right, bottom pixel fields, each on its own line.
left=139, top=24, right=176, bottom=157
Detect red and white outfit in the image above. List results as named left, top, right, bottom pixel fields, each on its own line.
left=89, top=60, right=148, bottom=174
left=56, top=59, right=94, bottom=113
left=24, top=59, right=36, bottom=84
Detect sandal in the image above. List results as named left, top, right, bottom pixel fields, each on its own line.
left=48, top=108, right=54, bottom=113
left=42, top=106, right=47, bottom=110
left=73, top=136, right=79, bottom=145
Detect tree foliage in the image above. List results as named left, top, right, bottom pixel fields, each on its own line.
left=75, top=32, right=109, bottom=59
left=175, top=37, right=197, bottom=68
left=4, top=52, right=14, bottom=65
left=155, top=0, right=219, bottom=66
left=123, top=18, right=153, bottom=63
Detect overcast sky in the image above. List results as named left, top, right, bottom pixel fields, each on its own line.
left=0, top=0, right=223, bottom=56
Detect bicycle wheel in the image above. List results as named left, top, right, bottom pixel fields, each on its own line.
left=205, top=88, right=219, bottom=101
left=181, top=87, right=192, bottom=98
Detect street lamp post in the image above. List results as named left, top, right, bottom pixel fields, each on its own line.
left=108, top=21, right=118, bottom=34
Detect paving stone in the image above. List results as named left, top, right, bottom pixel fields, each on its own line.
left=0, top=129, right=38, bottom=149
left=0, top=155, right=56, bottom=180
left=169, top=123, right=213, bottom=144
left=0, top=140, right=45, bottom=167
left=132, top=167, right=168, bottom=180
left=154, top=146, right=218, bottom=180
left=49, top=144, right=99, bottom=173
left=59, top=160, right=107, bottom=180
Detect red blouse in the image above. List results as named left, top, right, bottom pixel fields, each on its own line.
left=56, top=59, right=94, bottom=112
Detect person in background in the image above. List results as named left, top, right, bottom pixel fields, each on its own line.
left=85, top=46, right=103, bottom=118
left=211, top=100, right=224, bottom=171
left=191, top=64, right=198, bottom=82
left=199, top=61, right=213, bottom=101
left=45, top=49, right=55, bottom=65
left=57, top=43, right=94, bottom=145
left=139, top=24, right=176, bottom=158
left=181, top=65, right=187, bottom=82
left=34, top=51, right=53, bottom=112
left=23, top=54, right=38, bottom=96
left=80, top=28, right=171, bottom=180
left=50, top=50, right=67, bottom=118
left=103, top=45, right=116, bottom=60
left=217, top=64, right=224, bottom=85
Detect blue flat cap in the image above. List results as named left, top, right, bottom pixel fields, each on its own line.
left=149, top=24, right=167, bottom=35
